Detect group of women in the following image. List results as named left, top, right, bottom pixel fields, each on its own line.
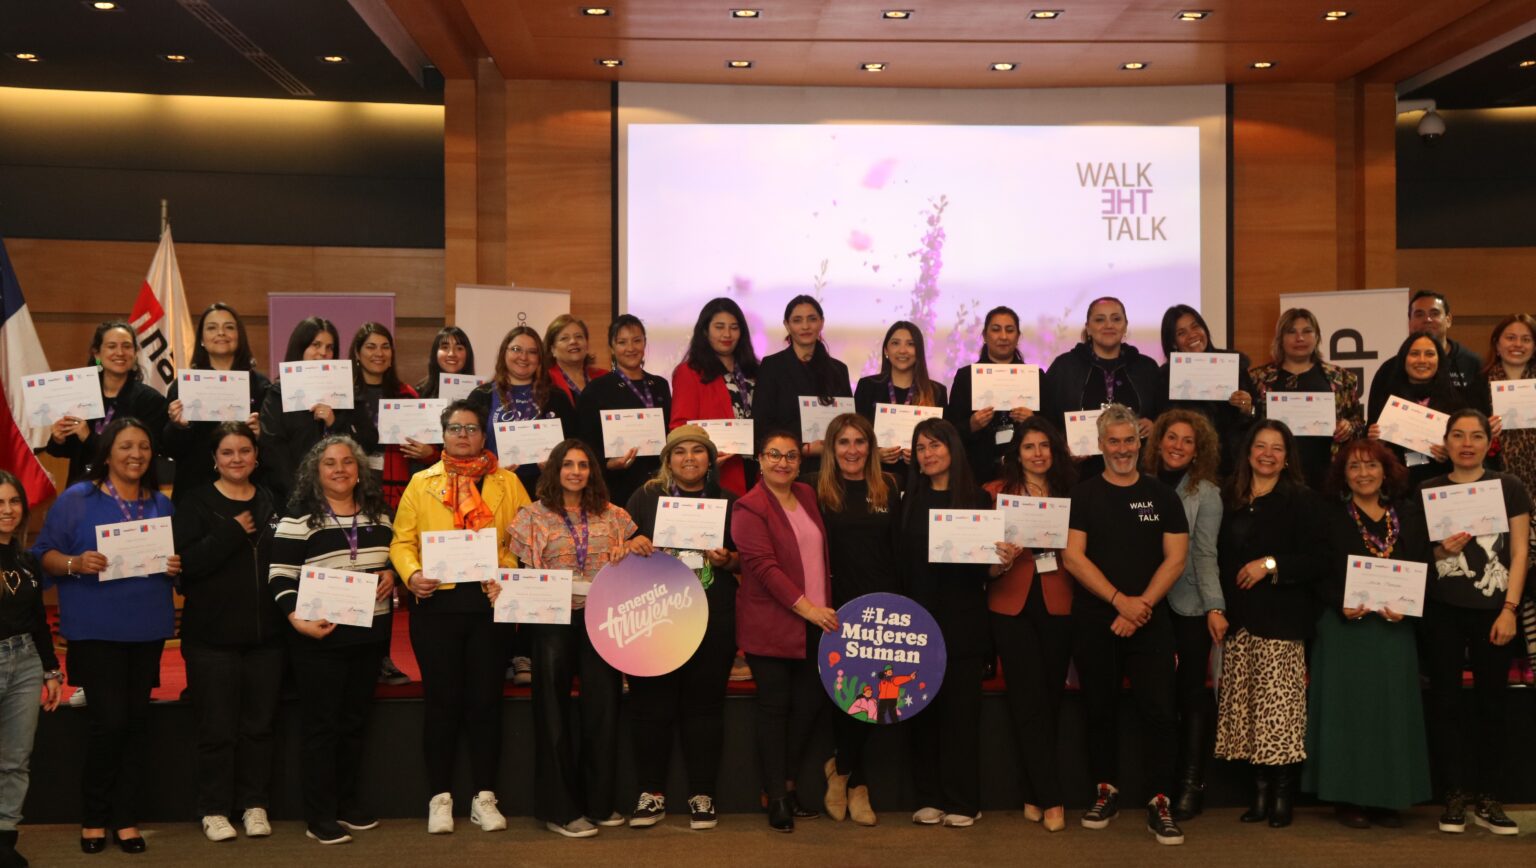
left=0, top=292, right=1532, bottom=862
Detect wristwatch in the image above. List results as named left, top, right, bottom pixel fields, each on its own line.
left=1264, top=556, right=1278, bottom=584
left=42, top=669, right=62, bottom=681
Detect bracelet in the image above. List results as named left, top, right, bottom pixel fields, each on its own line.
left=1502, top=601, right=1519, bottom=614
left=42, top=669, right=62, bottom=681
left=66, top=557, right=74, bottom=576
left=1110, top=590, right=1120, bottom=605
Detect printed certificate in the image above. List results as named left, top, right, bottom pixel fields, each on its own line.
left=873, top=403, right=942, bottom=451
left=295, top=567, right=378, bottom=628
left=278, top=360, right=354, bottom=412
left=694, top=419, right=754, bottom=455
left=996, top=494, right=1072, bottom=550
left=20, top=366, right=104, bottom=426
left=1490, top=379, right=1536, bottom=431
left=971, top=364, right=1041, bottom=411
left=601, top=408, right=667, bottom=457
left=1266, top=392, right=1336, bottom=437
left=95, top=516, right=173, bottom=581
left=927, top=510, right=1005, bottom=564
left=1377, top=396, right=1448, bottom=456
left=493, top=569, right=574, bottom=625
left=379, top=398, right=446, bottom=444
left=178, top=369, right=250, bottom=422
left=1064, top=409, right=1104, bottom=457
left=1168, top=353, right=1239, bottom=401
left=1343, top=555, right=1428, bottom=618
left=437, top=373, right=486, bottom=404
left=653, top=497, right=728, bottom=550
left=1422, top=479, right=1509, bottom=541
left=495, top=419, right=566, bottom=467
left=421, top=527, right=499, bottom=586
left=798, top=397, right=856, bottom=442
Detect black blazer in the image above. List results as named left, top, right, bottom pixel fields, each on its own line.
left=752, top=347, right=852, bottom=466
left=44, top=379, right=168, bottom=486
left=1217, top=481, right=1327, bottom=641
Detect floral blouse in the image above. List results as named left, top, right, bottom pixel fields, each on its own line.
left=508, top=502, right=637, bottom=609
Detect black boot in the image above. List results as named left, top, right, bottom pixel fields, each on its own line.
left=1172, top=709, right=1209, bottom=821
left=1239, top=764, right=1272, bottom=823
left=767, top=797, right=795, bottom=832
left=1269, top=763, right=1298, bottom=828
left=0, top=829, right=27, bottom=868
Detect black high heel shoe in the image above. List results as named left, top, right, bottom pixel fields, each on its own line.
left=767, top=797, right=795, bottom=832
left=785, top=791, right=820, bottom=819
left=79, top=833, right=107, bottom=855
left=112, top=831, right=147, bottom=854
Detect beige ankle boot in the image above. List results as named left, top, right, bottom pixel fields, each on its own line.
left=823, top=757, right=850, bottom=820
left=848, top=785, right=877, bottom=826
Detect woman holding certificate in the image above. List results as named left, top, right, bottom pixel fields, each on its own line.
left=171, top=421, right=283, bottom=842
left=1417, top=408, right=1530, bottom=837
left=390, top=400, right=529, bottom=835
left=469, top=326, right=577, bottom=497
left=1042, top=297, right=1162, bottom=446
left=1366, top=333, right=1467, bottom=489
left=576, top=315, right=673, bottom=509
left=621, top=425, right=740, bottom=831
left=1212, top=421, right=1325, bottom=829
left=1249, top=308, right=1365, bottom=491
left=1480, top=314, right=1536, bottom=488
left=45, top=321, right=169, bottom=487
left=1140, top=410, right=1225, bottom=821
left=855, top=321, right=948, bottom=479
left=751, top=296, right=853, bottom=473
left=945, top=306, right=1032, bottom=485
left=734, top=428, right=834, bottom=832
left=508, top=439, right=637, bottom=838
left=1156, top=305, right=1257, bottom=474
left=897, top=418, right=1006, bottom=828
left=669, top=298, right=759, bottom=496
left=1303, top=440, right=1431, bottom=828
left=259, top=317, right=378, bottom=506
left=163, top=303, right=271, bottom=501
left=351, top=322, right=423, bottom=511
left=405, top=326, right=478, bottom=472
left=33, top=418, right=181, bottom=854
left=267, top=436, right=397, bottom=845
left=984, top=416, right=1076, bottom=832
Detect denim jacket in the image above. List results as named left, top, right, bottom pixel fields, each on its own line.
left=1165, top=473, right=1225, bottom=617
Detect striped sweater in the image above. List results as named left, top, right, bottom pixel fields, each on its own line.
left=268, top=507, right=394, bottom=646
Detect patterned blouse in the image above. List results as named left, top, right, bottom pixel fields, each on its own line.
left=1249, top=359, right=1365, bottom=450
left=508, top=502, right=637, bottom=610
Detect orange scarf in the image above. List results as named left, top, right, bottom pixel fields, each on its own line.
left=441, top=450, right=498, bottom=531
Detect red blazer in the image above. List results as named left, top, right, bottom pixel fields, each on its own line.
left=982, top=480, right=1073, bottom=617
left=733, top=480, right=829, bottom=659
left=669, top=361, right=747, bottom=495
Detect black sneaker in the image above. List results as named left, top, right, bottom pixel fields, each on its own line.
left=305, top=822, right=352, bottom=845
left=688, top=794, right=718, bottom=830
left=1438, top=790, right=1467, bottom=834
left=629, top=792, right=665, bottom=828
left=337, top=811, right=379, bottom=832
left=1146, top=795, right=1185, bottom=846
left=1081, top=783, right=1119, bottom=830
left=1473, top=796, right=1518, bottom=836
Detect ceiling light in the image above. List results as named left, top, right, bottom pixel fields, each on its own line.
left=1519, top=59, right=1536, bottom=68
left=731, top=9, right=761, bottom=18
left=580, top=6, right=610, bottom=15
left=319, top=54, right=348, bottom=63
left=882, top=10, right=912, bottom=19
left=1030, top=10, right=1062, bottom=19
left=1323, top=10, right=1351, bottom=20
left=596, top=58, right=624, bottom=68
left=990, top=62, right=1018, bottom=71
left=726, top=59, right=753, bottom=69
left=12, top=52, right=39, bottom=62
left=160, top=53, right=190, bottom=63
left=1176, top=10, right=1210, bottom=20
left=1250, top=61, right=1275, bottom=69
left=90, top=1, right=122, bottom=10
left=861, top=62, right=888, bottom=72
left=1121, top=61, right=1147, bottom=70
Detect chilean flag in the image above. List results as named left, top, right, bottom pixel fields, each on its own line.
left=0, top=237, right=57, bottom=507
left=130, top=226, right=195, bottom=396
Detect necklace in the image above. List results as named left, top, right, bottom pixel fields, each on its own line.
left=2, top=569, right=20, bottom=596
left=1348, top=501, right=1399, bottom=557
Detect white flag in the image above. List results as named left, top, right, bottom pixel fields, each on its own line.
left=131, top=226, right=195, bottom=395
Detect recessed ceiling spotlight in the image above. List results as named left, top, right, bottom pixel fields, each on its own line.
left=160, top=53, right=191, bottom=63
left=1250, top=61, right=1275, bottom=69
left=319, top=54, right=348, bottom=63
left=580, top=7, right=611, bottom=15
left=90, top=1, right=122, bottom=10
left=1176, top=10, right=1211, bottom=20
left=731, top=9, right=761, bottom=18
left=882, top=9, right=913, bottom=19
left=990, top=62, right=1018, bottom=71
left=1323, top=10, right=1351, bottom=20
left=861, top=62, right=888, bottom=72
left=1519, top=59, right=1536, bottom=68
left=1030, top=10, right=1062, bottom=19
left=1121, top=61, right=1147, bottom=70
left=596, top=57, right=624, bottom=68
left=12, top=52, right=40, bottom=62
left=726, top=59, right=753, bottom=69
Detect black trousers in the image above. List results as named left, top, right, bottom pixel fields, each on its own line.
left=832, top=712, right=872, bottom=788
left=410, top=611, right=513, bottom=796
left=289, top=638, right=378, bottom=826
left=991, top=597, right=1072, bottom=809
left=528, top=621, right=622, bottom=825
left=180, top=637, right=285, bottom=817
left=910, top=652, right=985, bottom=817
left=1422, top=600, right=1515, bottom=797
left=66, top=640, right=163, bottom=830
left=1073, top=608, right=1179, bottom=801
left=1172, top=609, right=1215, bottom=778
left=627, top=603, right=735, bottom=798
left=745, top=623, right=826, bottom=800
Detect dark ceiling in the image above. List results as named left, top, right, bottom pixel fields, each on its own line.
left=1403, top=31, right=1536, bottom=109
left=0, top=0, right=439, bottom=104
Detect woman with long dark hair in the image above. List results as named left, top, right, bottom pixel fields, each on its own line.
left=985, top=416, right=1076, bottom=832
left=34, top=418, right=182, bottom=854
left=164, top=303, right=271, bottom=500
left=1367, top=332, right=1468, bottom=488
left=414, top=326, right=477, bottom=399
left=670, top=298, right=759, bottom=496
left=855, top=320, right=948, bottom=476
left=751, top=296, right=852, bottom=472
left=258, top=317, right=378, bottom=505
left=469, top=326, right=576, bottom=498
left=1250, top=308, right=1365, bottom=491
left=350, top=322, right=423, bottom=510
left=576, top=314, right=673, bottom=509
left=945, top=306, right=1034, bottom=484
left=44, top=321, right=168, bottom=486
left=1157, top=304, right=1258, bottom=474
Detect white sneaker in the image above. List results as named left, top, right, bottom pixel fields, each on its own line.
left=912, top=807, right=944, bottom=825
left=428, top=793, right=453, bottom=834
left=242, top=807, right=271, bottom=837
left=546, top=818, right=599, bottom=838
left=511, top=656, right=532, bottom=686
left=202, top=814, right=237, bottom=842
left=942, top=813, right=977, bottom=828
left=68, top=688, right=87, bottom=707
left=470, top=791, right=506, bottom=831
left=593, top=811, right=625, bottom=827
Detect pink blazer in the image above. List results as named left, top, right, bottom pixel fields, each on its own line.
left=732, top=480, right=829, bottom=659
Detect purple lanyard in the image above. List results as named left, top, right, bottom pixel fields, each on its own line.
left=1100, top=366, right=1118, bottom=405
left=559, top=508, right=590, bottom=572
left=103, top=478, right=146, bottom=521
left=727, top=366, right=752, bottom=417
left=886, top=379, right=906, bottom=405
left=93, top=404, right=117, bottom=436
left=559, top=367, right=586, bottom=400
left=326, top=504, right=360, bottom=562
left=619, top=374, right=655, bottom=409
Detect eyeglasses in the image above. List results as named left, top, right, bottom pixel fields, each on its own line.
left=1410, top=309, right=1446, bottom=321
left=761, top=450, right=801, bottom=465
left=444, top=424, right=482, bottom=436
left=506, top=346, right=536, bottom=356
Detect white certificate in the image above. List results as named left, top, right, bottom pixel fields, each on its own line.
left=295, top=567, right=378, bottom=628
left=1377, top=396, right=1448, bottom=456
left=493, top=569, right=574, bottom=625
left=1343, top=555, right=1428, bottom=618
left=694, top=419, right=754, bottom=455
left=95, top=516, right=173, bottom=581
left=995, top=494, right=1072, bottom=550
left=421, top=527, right=499, bottom=586
left=798, top=396, right=856, bottom=443
left=653, top=497, right=728, bottom=550
left=1490, top=379, right=1536, bottom=431
left=1064, top=409, right=1103, bottom=457
left=379, top=398, right=446, bottom=444
left=1421, top=478, right=1509, bottom=541
left=495, top=419, right=565, bottom=467
left=1168, top=353, right=1240, bottom=401
left=278, top=360, right=354, bottom=412
left=1265, top=392, right=1336, bottom=437
left=177, top=369, right=250, bottom=422
left=971, top=364, right=1041, bottom=411
left=20, top=366, right=105, bottom=426
left=927, top=510, right=1004, bottom=564
left=601, top=408, right=667, bottom=457
left=873, top=403, right=942, bottom=451
left=437, top=373, right=486, bottom=404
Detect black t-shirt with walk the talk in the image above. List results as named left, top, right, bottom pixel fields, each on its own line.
left=1068, top=472, right=1189, bottom=621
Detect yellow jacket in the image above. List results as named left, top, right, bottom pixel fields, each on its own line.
left=389, top=461, right=532, bottom=592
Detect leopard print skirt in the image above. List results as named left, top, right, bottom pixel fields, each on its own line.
left=1214, top=629, right=1307, bottom=765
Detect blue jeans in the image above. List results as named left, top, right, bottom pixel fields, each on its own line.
left=0, top=635, right=44, bottom=831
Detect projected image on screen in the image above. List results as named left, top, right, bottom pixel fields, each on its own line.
left=626, top=123, right=1202, bottom=387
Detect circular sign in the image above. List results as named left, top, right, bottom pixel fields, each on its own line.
left=584, top=552, right=709, bottom=677
left=818, top=592, right=946, bottom=724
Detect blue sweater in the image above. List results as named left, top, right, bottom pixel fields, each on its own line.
left=31, top=481, right=176, bottom=642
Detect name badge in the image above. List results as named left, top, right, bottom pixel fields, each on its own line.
left=995, top=428, right=1015, bottom=446
left=679, top=551, right=705, bottom=570
left=571, top=581, right=592, bottom=597
left=1405, top=451, right=1429, bottom=467
left=1033, top=552, right=1059, bottom=573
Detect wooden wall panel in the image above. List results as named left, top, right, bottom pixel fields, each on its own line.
left=443, top=77, right=479, bottom=314
left=1397, top=247, right=1536, bottom=332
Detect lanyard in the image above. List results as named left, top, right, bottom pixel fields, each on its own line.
left=326, top=504, right=360, bottom=561
left=103, top=478, right=146, bottom=521
left=93, top=403, right=117, bottom=436
left=1100, top=365, right=1118, bottom=405
left=886, top=378, right=907, bottom=405
left=727, top=366, right=752, bottom=417
left=559, top=367, right=586, bottom=400
left=559, top=508, right=590, bottom=572
left=619, top=373, right=656, bottom=409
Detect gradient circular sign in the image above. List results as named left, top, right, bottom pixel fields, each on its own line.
left=818, top=592, right=945, bottom=725
left=584, top=552, right=708, bottom=677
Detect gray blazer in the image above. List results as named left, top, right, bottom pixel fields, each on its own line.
left=1166, top=474, right=1225, bottom=617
